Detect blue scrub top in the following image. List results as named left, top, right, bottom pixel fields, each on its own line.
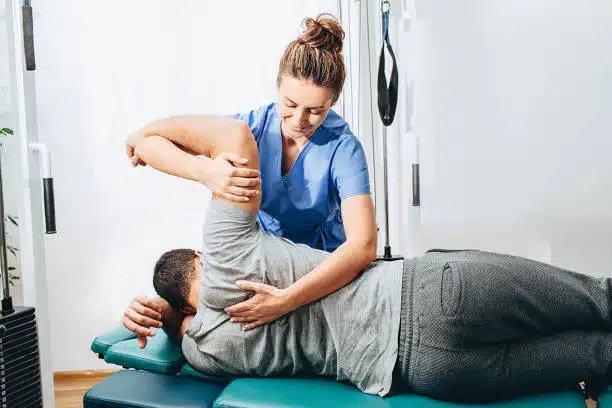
left=231, top=103, right=371, bottom=252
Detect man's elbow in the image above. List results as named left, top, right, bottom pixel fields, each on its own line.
left=227, top=121, right=258, bottom=161
left=231, top=121, right=255, bottom=146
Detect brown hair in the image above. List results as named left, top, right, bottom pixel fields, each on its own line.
left=277, top=14, right=346, bottom=104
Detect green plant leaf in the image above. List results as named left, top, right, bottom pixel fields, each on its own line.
left=1, top=128, right=13, bottom=135
left=10, top=275, right=19, bottom=280
left=8, top=267, right=16, bottom=271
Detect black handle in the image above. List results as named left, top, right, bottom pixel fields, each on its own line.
left=43, top=178, right=56, bottom=234
left=22, top=4, right=36, bottom=71
left=412, top=163, right=420, bottom=206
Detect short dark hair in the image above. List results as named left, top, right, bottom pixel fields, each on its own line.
left=152, top=248, right=197, bottom=310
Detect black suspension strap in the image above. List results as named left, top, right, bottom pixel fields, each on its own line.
left=377, top=1, right=399, bottom=127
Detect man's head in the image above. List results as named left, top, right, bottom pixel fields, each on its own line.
left=152, top=248, right=202, bottom=314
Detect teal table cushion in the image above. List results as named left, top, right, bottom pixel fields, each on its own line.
left=180, top=363, right=231, bottom=384
left=83, top=370, right=226, bottom=408
left=104, top=329, right=185, bottom=374
left=90, top=325, right=137, bottom=356
left=213, top=378, right=607, bottom=408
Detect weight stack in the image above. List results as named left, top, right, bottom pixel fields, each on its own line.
left=0, top=307, right=42, bottom=407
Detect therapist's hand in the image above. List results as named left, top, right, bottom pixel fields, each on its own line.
left=205, top=153, right=261, bottom=203
left=224, top=281, right=294, bottom=330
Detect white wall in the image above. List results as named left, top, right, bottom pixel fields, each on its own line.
left=33, top=0, right=612, bottom=372
left=401, top=1, right=612, bottom=274
left=32, top=0, right=339, bottom=371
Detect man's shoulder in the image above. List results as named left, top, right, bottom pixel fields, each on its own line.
left=182, top=311, right=244, bottom=377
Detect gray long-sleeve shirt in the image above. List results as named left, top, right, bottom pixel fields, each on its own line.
left=182, top=200, right=404, bottom=396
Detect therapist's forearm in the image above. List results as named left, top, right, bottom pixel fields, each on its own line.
left=284, top=240, right=376, bottom=310
left=134, top=136, right=212, bottom=183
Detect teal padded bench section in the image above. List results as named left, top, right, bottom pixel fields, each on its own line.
left=180, top=363, right=232, bottom=384
left=213, top=378, right=606, bottom=408
left=90, top=325, right=136, bottom=357
left=104, top=330, right=185, bottom=374
left=83, top=370, right=226, bottom=408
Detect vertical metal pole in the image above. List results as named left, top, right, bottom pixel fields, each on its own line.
left=0, top=149, right=10, bottom=302
left=381, top=125, right=392, bottom=258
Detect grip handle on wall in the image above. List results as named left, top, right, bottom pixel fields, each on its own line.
left=29, top=143, right=56, bottom=234
left=22, top=2, right=36, bottom=71
left=42, top=178, right=56, bottom=234
left=412, top=163, right=420, bottom=206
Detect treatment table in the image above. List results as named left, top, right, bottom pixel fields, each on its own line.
left=84, top=325, right=610, bottom=408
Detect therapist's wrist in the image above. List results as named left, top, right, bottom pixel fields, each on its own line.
left=282, top=285, right=306, bottom=312
left=194, top=159, right=213, bottom=186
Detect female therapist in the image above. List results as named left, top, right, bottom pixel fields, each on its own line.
left=125, top=14, right=376, bottom=332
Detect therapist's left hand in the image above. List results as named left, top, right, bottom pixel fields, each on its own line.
left=225, top=281, right=294, bottom=330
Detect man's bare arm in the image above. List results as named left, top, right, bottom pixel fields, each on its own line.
left=130, top=116, right=250, bottom=157
left=126, top=118, right=261, bottom=203
left=157, top=300, right=185, bottom=342
left=135, top=123, right=262, bottom=214
left=123, top=296, right=185, bottom=348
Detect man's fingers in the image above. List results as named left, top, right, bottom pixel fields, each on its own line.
left=132, top=301, right=162, bottom=321
left=138, top=336, right=147, bottom=349
left=133, top=297, right=162, bottom=314
left=138, top=297, right=163, bottom=313
left=128, top=301, right=162, bottom=320
left=125, top=308, right=162, bottom=329
left=122, top=316, right=156, bottom=337
left=232, top=168, right=261, bottom=178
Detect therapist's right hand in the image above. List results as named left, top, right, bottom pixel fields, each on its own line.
left=206, top=152, right=261, bottom=203
left=122, top=296, right=164, bottom=349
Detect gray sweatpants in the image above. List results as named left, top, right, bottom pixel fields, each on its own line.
left=394, top=249, right=612, bottom=402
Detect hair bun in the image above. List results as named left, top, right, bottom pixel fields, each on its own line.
left=298, top=14, right=344, bottom=53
